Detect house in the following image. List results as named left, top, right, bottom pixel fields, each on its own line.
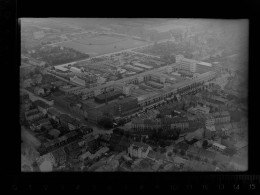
left=174, top=141, right=190, bottom=155
left=87, top=139, right=101, bottom=154
left=64, top=142, right=82, bottom=159
left=25, top=109, right=44, bottom=122
left=47, top=107, right=60, bottom=122
left=205, top=125, right=216, bottom=139
left=98, top=134, right=111, bottom=147
left=58, top=114, right=80, bottom=130
left=173, top=156, right=187, bottom=168
left=109, top=133, right=123, bottom=151
left=198, top=148, right=216, bottom=162
left=50, top=148, right=66, bottom=166
left=117, top=136, right=133, bottom=152
left=187, top=145, right=200, bottom=156
left=34, top=87, right=45, bottom=96
left=128, top=142, right=152, bottom=159
left=211, top=142, right=226, bottom=152
left=33, top=100, right=50, bottom=114
left=33, top=118, right=51, bottom=130
left=23, top=79, right=34, bottom=88
left=48, top=129, right=61, bottom=138
left=79, top=151, right=92, bottom=161
left=146, top=150, right=167, bottom=162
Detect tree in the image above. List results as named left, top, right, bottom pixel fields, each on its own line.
left=202, top=140, right=209, bottom=149
left=212, top=160, right=217, bottom=166
left=180, top=150, right=185, bottom=156
left=187, top=153, right=193, bottom=159
left=98, top=117, right=113, bottom=129
left=156, top=113, right=163, bottom=119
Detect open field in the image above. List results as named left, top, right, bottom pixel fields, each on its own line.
left=57, top=35, right=147, bottom=56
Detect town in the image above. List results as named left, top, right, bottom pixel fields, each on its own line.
left=21, top=18, right=248, bottom=172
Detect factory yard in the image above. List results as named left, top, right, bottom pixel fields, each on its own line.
left=58, top=34, right=148, bottom=56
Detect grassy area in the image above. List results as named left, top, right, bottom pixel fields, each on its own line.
left=58, top=36, right=147, bottom=56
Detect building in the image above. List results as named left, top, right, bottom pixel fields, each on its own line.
left=33, top=100, right=50, bottom=115
left=50, top=148, right=66, bottom=166
left=34, top=87, right=45, bottom=96
left=211, top=142, right=226, bottom=152
left=94, top=90, right=122, bottom=104
left=25, top=109, right=44, bottom=122
left=33, top=118, right=51, bottom=130
left=23, top=79, right=34, bottom=88
left=114, top=97, right=140, bottom=117
left=173, top=156, right=187, bottom=168
left=47, top=107, right=61, bottom=122
left=205, top=111, right=230, bottom=126
left=187, top=105, right=210, bottom=115
left=196, top=62, right=212, bottom=74
left=54, top=66, right=69, bottom=72
left=70, top=76, right=86, bottom=87
left=70, top=67, right=82, bottom=74
left=128, top=142, right=152, bottom=158
left=28, top=58, right=46, bottom=67
left=58, top=114, right=81, bottom=131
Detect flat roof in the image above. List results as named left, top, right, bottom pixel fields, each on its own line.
left=197, top=61, right=212, bottom=67
left=137, top=91, right=159, bottom=102
left=213, top=142, right=226, bottom=149
left=54, top=66, right=69, bottom=71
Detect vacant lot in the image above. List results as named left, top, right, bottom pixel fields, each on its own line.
left=58, top=34, right=147, bottom=56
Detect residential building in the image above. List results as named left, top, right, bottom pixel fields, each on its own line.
left=47, top=107, right=61, bottom=122
left=70, top=76, right=86, bottom=87
left=34, top=87, right=45, bottom=96
left=173, top=156, right=187, bottom=168
left=211, top=142, right=226, bottom=152
left=33, top=100, right=50, bottom=115
left=23, top=79, right=34, bottom=88
left=128, top=142, right=152, bottom=159
left=196, top=62, right=212, bottom=74
left=187, top=105, right=210, bottom=115
left=50, top=148, right=67, bottom=166
left=28, top=58, right=46, bottom=67
left=25, top=109, right=44, bottom=122
left=58, top=114, right=81, bottom=131
left=114, top=97, right=140, bottom=117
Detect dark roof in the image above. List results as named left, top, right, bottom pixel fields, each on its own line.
left=47, top=107, right=60, bottom=116
left=119, top=136, right=132, bottom=148
left=58, top=114, right=81, bottom=126
left=175, top=142, right=189, bottom=151
left=33, top=100, right=50, bottom=109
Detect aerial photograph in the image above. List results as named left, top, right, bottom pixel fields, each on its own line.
left=20, top=18, right=248, bottom=172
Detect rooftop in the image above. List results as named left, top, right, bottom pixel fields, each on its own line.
left=33, top=100, right=50, bottom=109
left=197, top=61, right=212, bottom=67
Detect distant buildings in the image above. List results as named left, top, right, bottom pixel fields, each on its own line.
left=176, top=54, right=213, bottom=74
left=94, top=90, right=122, bottom=104
left=114, top=97, right=140, bottom=116
left=70, top=76, right=86, bottom=87
left=212, top=142, right=226, bottom=152
left=28, top=58, right=46, bottom=67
